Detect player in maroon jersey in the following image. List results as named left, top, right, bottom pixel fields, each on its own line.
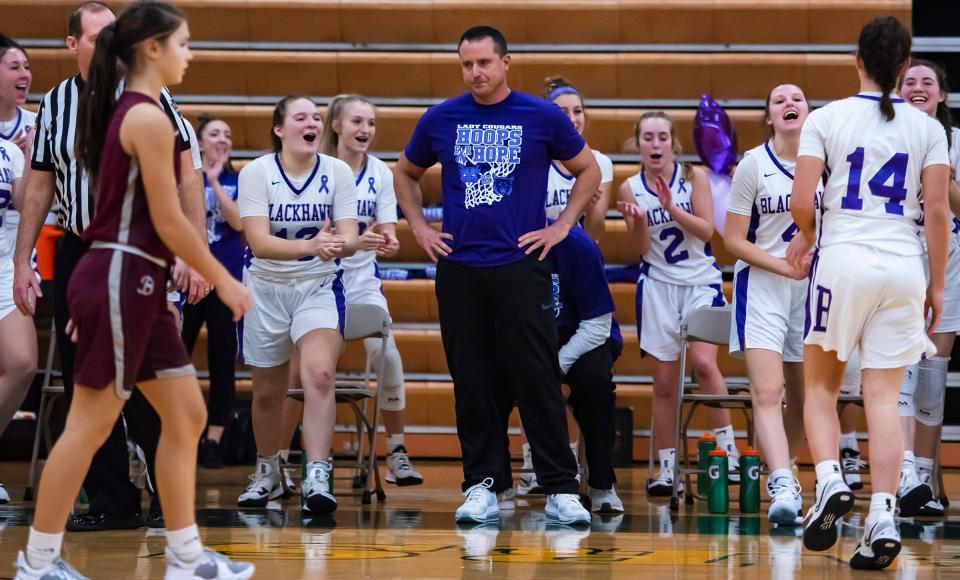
left=14, top=3, right=253, bottom=579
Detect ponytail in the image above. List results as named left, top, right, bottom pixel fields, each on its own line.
left=75, top=1, right=185, bottom=184
left=857, top=16, right=912, bottom=122
left=76, top=20, right=120, bottom=185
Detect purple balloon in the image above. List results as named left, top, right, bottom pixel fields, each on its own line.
left=693, top=94, right=738, bottom=175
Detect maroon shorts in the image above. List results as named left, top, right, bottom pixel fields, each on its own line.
left=68, top=247, right=194, bottom=399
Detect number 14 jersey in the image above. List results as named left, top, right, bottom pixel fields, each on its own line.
left=626, top=162, right=721, bottom=286
left=799, top=92, right=949, bottom=256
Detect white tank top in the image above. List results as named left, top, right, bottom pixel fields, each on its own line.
left=627, top=162, right=722, bottom=286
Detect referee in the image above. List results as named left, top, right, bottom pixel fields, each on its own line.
left=12, top=1, right=208, bottom=531
left=394, top=26, right=601, bottom=525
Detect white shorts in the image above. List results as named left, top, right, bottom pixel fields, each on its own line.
left=804, top=244, right=935, bottom=369
left=242, top=271, right=345, bottom=368
left=342, top=262, right=388, bottom=312
left=729, top=263, right=806, bottom=362
left=637, top=276, right=727, bottom=361
left=923, top=241, right=960, bottom=333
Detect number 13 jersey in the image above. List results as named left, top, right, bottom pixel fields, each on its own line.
left=239, top=153, right=357, bottom=278
left=626, top=162, right=721, bottom=286
left=798, top=92, right=949, bottom=256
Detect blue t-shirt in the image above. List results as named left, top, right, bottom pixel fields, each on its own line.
left=404, top=91, right=586, bottom=267
left=551, top=226, right=623, bottom=348
left=204, top=171, right=243, bottom=280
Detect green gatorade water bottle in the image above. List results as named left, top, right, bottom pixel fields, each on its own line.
left=707, top=448, right=729, bottom=514
left=739, top=447, right=761, bottom=513
left=697, top=432, right=717, bottom=496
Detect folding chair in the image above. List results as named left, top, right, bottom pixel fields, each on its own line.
left=668, top=306, right=754, bottom=511
left=24, top=319, right=64, bottom=501
left=288, top=303, right=389, bottom=505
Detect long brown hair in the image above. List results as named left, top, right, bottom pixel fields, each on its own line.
left=76, top=1, right=186, bottom=184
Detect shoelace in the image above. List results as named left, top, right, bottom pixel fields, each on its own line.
left=768, top=478, right=802, bottom=499
left=246, top=465, right=276, bottom=488
left=553, top=493, right=582, bottom=508
left=391, top=451, right=414, bottom=473
left=842, top=456, right=867, bottom=471
left=463, top=477, right=495, bottom=502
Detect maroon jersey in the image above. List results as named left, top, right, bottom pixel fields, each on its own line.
left=81, top=91, right=181, bottom=263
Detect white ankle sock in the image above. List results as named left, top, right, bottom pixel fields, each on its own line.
left=840, top=432, right=859, bottom=451
left=658, top=448, right=675, bottom=470
left=902, top=450, right=917, bottom=474
left=387, top=434, right=405, bottom=452
left=916, top=456, right=934, bottom=475
left=815, top=460, right=843, bottom=482
left=26, top=528, right=62, bottom=571
left=278, top=449, right=290, bottom=463
left=714, top=425, right=736, bottom=454
left=166, top=524, right=203, bottom=563
left=769, top=468, right=794, bottom=485
left=867, top=492, right=896, bottom=525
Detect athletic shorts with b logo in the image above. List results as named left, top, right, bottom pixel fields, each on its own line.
left=804, top=244, right=935, bottom=369
left=69, top=248, right=194, bottom=399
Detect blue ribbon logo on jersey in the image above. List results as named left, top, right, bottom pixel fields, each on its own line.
left=367, top=176, right=376, bottom=194
left=0, top=146, right=8, bottom=163
left=319, top=175, right=329, bottom=194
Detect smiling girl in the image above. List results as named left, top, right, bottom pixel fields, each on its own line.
left=237, top=94, right=359, bottom=515
left=616, top=112, right=738, bottom=496
left=724, top=84, right=820, bottom=525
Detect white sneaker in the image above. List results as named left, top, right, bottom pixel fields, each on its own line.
left=455, top=478, right=499, bottom=523
left=916, top=467, right=945, bottom=517
left=302, top=462, right=337, bottom=515
left=0, top=483, right=9, bottom=504
left=545, top=493, right=590, bottom=525
left=588, top=487, right=624, bottom=513
left=841, top=448, right=866, bottom=490
left=237, top=457, right=285, bottom=507
left=849, top=515, right=901, bottom=570
left=14, top=552, right=89, bottom=579
left=898, top=467, right=933, bottom=517
left=163, top=547, right=255, bottom=579
left=767, top=478, right=803, bottom=526
left=385, top=446, right=424, bottom=486
left=803, top=474, right=853, bottom=551
left=647, top=450, right=682, bottom=497
left=517, top=443, right=542, bottom=496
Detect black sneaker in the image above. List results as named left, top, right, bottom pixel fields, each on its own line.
left=146, top=508, right=165, bottom=529
left=66, top=508, right=143, bottom=532
left=199, top=439, right=224, bottom=469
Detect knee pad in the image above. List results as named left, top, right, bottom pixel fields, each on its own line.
left=898, top=363, right=919, bottom=417
left=915, top=356, right=949, bottom=426
left=364, top=335, right=406, bottom=412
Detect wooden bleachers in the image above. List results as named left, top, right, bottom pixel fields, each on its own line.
left=27, top=48, right=859, bottom=101
left=5, top=1, right=909, bottom=45
left=179, top=104, right=774, bottom=157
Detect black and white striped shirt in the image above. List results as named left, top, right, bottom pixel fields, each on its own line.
left=30, top=76, right=193, bottom=236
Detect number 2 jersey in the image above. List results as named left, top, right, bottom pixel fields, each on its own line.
left=238, top=153, right=357, bottom=278
left=626, top=162, right=721, bottom=286
left=727, top=141, right=823, bottom=260
left=798, top=92, right=949, bottom=256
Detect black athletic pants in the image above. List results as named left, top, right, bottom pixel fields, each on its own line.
left=565, top=338, right=621, bottom=490
left=436, top=254, right=579, bottom=495
left=55, top=232, right=161, bottom=515
left=182, top=290, right=237, bottom=429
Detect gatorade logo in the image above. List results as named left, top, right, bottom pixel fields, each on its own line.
left=708, top=466, right=720, bottom=479
left=748, top=466, right=760, bottom=480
